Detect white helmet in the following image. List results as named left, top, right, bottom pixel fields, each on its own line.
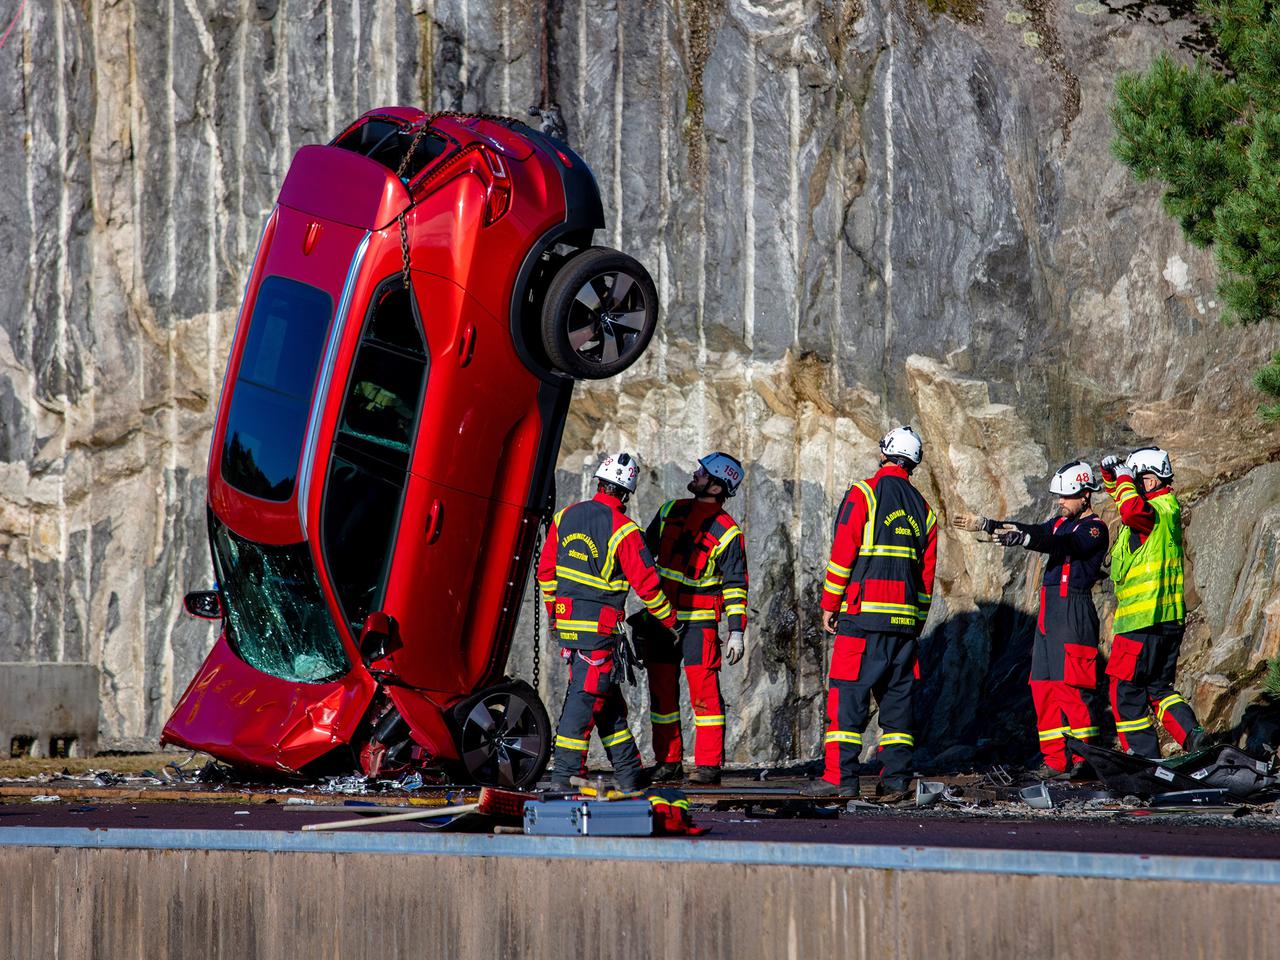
left=698, top=452, right=745, bottom=497
left=1049, top=459, right=1100, bottom=496
left=594, top=451, right=640, bottom=493
left=1126, top=446, right=1173, bottom=480
left=880, top=426, right=923, bottom=466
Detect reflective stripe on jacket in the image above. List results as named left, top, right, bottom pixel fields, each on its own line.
left=645, top=498, right=749, bottom=632
left=1109, top=489, right=1184, bottom=634
left=821, top=463, right=937, bottom=635
left=535, top=491, right=676, bottom=649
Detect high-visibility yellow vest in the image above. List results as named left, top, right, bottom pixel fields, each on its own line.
left=1109, top=492, right=1184, bottom=634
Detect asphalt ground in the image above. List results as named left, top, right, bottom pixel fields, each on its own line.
left=3, top=794, right=1280, bottom=861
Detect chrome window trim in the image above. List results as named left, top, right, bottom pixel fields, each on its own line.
left=297, top=230, right=372, bottom=538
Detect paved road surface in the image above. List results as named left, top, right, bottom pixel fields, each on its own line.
left=3, top=798, right=1280, bottom=861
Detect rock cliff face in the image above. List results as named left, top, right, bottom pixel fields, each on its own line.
left=3, top=0, right=1278, bottom=763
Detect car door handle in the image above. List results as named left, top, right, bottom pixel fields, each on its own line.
left=457, top=323, right=476, bottom=367
left=425, top=498, right=444, bottom=544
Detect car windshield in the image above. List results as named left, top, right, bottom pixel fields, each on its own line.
left=210, top=512, right=350, bottom=683
left=221, top=276, right=333, bottom=501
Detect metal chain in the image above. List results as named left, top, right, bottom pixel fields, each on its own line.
left=531, top=515, right=546, bottom=692
left=394, top=111, right=525, bottom=292
left=398, top=211, right=411, bottom=290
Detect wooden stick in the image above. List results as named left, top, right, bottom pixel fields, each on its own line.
left=301, top=802, right=479, bottom=831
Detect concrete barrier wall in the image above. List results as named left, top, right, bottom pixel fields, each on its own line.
left=2, top=844, right=1277, bottom=960
left=0, top=663, right=99, bottom=758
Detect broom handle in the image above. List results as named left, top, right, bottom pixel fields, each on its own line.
left=301, top=802, right=479, bottom=831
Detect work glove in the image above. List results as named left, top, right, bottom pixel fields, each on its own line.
left=996, top=529, right=1030, bottom=548
left=1100, top=455, right=1131, bottom=480
left=725, top=630, right=745, bottom=665
left=952, top=513, right=996, bottom=534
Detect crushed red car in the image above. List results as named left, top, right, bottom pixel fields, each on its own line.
left=162, top=108, right=659, bottom=787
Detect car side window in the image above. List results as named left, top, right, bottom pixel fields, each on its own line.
left=336, top=285, right=427, bottom=464
left=321, top=281, right=429, bottom=634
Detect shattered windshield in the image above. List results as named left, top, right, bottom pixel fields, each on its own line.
left=210, top=512, right=351, bottom=683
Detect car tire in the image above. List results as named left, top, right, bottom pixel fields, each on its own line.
left=453, top=679, right=552, bottom=789
left=540, top=246, right=658, bottom=379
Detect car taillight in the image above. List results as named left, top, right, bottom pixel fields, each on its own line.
left=481, top=148, right=511, bottom=225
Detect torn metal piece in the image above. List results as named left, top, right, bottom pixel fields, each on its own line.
left=1065, top=736, right=1204, bottom=799
left=1149, top=789, right=1231, bottom=808
left=983, top=765, right=1014, bottom=787
left=916, top=781, right=945, bottom=807
left=1067, top=736, right=1280, bottom=802
left=1177, top=745, right=1280, bottom=801
left=1020, top=784, right=1053, bottom=809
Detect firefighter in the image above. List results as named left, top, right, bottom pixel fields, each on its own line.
left=1099, top=446, right=1208, bottom=757
left=536, top=452, right=678, bottom=791
left=810, top=427, right=937, bottom=800
left=642, top=452, right=750, bottom=787
left=955, top=460, right=1109, bottom=779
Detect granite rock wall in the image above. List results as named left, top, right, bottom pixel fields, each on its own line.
left=2, top=0, right=1277, bottom=763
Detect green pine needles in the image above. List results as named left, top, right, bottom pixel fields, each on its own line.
left=1111, top=0, right=1280, bottom=419
left=1265, top=653, right=1280, bottom=698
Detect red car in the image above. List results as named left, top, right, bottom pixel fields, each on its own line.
left=161, top=108, right=658, bottom=787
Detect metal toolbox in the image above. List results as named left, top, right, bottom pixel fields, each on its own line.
left=523, top=799, right=653, bottom=837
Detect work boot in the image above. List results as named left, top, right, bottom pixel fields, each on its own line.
left=876, top=779, right=914, bottom=804
left=615, top=767, right=651, bottom=793
left=649, top=761, right=685, bottom=783
left=546, top=774, right=574, bottom=793
left=1068, top=760, right=1098, bottom=782
left=1033, top=763, right=1072, bottom=782
left=806, top=778, right=844, bottom=798
left=1183, top=728, right=1212, bottom=753
left=686, top=766, right=721, bottom=786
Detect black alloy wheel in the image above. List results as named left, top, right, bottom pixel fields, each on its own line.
left=456, top=681, right=551, bottom=789
left=541, top=246, right=659, bottom=379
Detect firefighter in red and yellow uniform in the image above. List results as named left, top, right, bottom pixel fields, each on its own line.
left=1100, top=446, right=1208, bottom=757
left=810, top=427, right=937, bottom=800
left=642, top=452, right=749, bottom=787
left=535, top=452, right=678, bottom=791
left=956, top=460, right=1109, bottom=779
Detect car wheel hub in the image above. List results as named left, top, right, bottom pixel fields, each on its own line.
left=567, top=272, right=648, bottom=367
left=460, top=691, right=547, bottom=788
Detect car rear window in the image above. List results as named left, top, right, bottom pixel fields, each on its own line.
left=221, top=277, right=333, bottom=501
left=333, top=119, right=449, bottom=180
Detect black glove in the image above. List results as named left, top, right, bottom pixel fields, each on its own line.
left=980, top=517, right=999, bottom=535
left=997, top=529, right=1030, bottom=548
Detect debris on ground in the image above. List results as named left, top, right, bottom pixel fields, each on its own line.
left=1065, top=736, right=1280, bottom=802
left=5, top=753, right=1280, bottom=833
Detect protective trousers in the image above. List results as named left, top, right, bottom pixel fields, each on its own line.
left=822, top=626, right=917, bottom=788
left=646, top=624, right=725, bottom=767
left=1031, top=591, right=1101, bottom=772
left=551, top=643, right=645, bottom=789
left=1106, top=622, right=1198, bottom=757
